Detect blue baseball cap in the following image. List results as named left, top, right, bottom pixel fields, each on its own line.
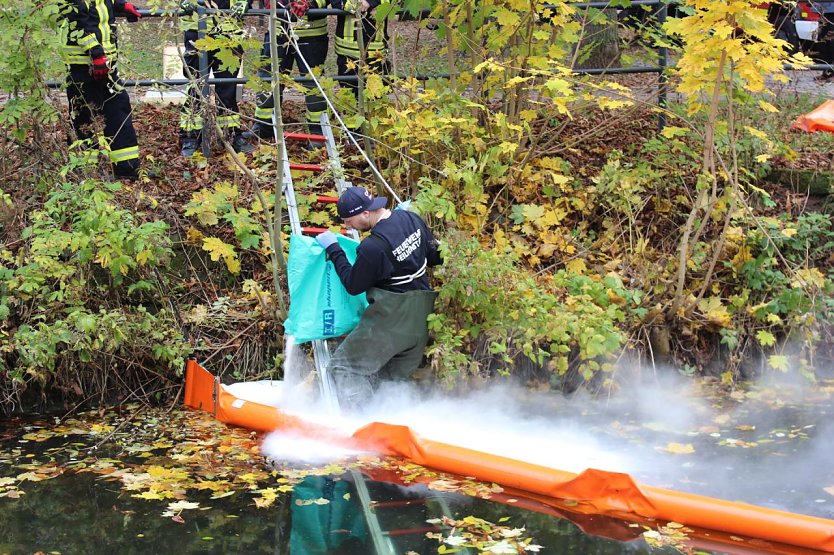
left=337, top=187, right=388, bottom=219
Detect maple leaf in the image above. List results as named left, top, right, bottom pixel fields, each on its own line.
left=202, top=237, right=241, bottom=274
left=132, top=490, right=167, bottom=500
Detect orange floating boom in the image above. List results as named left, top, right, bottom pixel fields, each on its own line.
left=184, top=360, right=834, bottom=553
left=791, top=99, right=834, bottom=133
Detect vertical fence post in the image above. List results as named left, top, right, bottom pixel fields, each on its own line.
left=197, top=0, right=211, bottom=157
left=657, top=1, right=668, bottom=132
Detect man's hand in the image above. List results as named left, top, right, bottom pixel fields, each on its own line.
left=315, top=230, right=338, bottom=249
left=90, top=56, right=110, bottom=80
left=288, top=0, right=309, bottom=19
left=123, top=2, right=141, bottom=21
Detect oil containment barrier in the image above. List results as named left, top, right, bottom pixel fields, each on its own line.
left=792, top=99, right=834, bottom=133
left=184, top=359, right=834, bottom=553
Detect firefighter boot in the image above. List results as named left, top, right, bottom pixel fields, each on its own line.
left=181, top=135, right=200, bottom=158
left=241, top=122, right=274, bottom=141
left=232, top=133, right=256, bottom=154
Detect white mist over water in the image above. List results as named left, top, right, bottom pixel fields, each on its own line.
left=257, top=358, right=834, bottom=518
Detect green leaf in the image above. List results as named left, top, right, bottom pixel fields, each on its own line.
left=755, top=330, right=776, bottom=347
left=767, top=355, right=789, bottom=372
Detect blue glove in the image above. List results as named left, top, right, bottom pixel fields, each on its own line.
left=316, top=230, right=338, bottom=249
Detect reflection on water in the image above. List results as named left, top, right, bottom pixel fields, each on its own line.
left=0, top=411, right=688, bottom=555
left=0, top=468, right=683, bottom=554
left=3, top=377, right=833, bottom=555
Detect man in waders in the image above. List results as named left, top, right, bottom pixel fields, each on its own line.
left=316, top=187, right=442, bottom=411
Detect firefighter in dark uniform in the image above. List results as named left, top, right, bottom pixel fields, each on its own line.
left=60, top=0, right=144, bottom=179
left=315, top=187, right=442, bottom=411
left=816, top=10, right=834, bottom=82
left=178, top=0, right=255, bottom=156
left=331, top=0, right=390, bottom=114
left=245, top=0, right=330, bottom=140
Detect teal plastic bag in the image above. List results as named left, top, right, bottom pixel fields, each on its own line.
left=284, top=234, right=368, bottom=343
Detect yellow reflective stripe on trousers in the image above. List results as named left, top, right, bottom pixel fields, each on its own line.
left=217, top=114, right=240, bottom=128
left=306, top=110, right=324, bottom=123
left=179, top=114, right=204, bottom=130
left=294, top=18, right=327, bottom=37
left=109, top=145, right=140, bottom=162
left=254, top=107, right=273, bottom=120
left=335, top=37, right=386, bottom=58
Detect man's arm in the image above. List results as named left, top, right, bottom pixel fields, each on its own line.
left=65, top=0, right=104, bottom=57
left=325, top=240, right=390, bottom=296
left=426, top=229, right=442, bottom=267
left=411, top=212, right=442, bottom=267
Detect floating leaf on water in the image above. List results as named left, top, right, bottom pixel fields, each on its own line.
left=661, top=443, right=695, bottom=455
left=167, top=500, right=200, bottom=511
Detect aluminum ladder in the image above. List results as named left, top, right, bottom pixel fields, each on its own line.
left=279, top=112, right=356, bottom=413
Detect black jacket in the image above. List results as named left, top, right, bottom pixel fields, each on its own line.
left=326, top=210, right=442, bottom=295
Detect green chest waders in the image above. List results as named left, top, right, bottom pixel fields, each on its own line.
left=327, top=287, right=438, bottom=411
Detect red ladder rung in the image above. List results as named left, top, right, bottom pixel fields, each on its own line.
left=315, top=195, right=339, bottom=204
left=289, top=162, right=325, bottom=172
left=301, top=226, right=349, bottom=236
left=284, top=132, right=326, bottom=143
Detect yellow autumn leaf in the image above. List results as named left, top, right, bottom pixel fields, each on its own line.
left=662, top=443, right=695, bottom=455
left=186, top=226, right=204, bottom=246
left=202, top=237, right=241, bottom=274
left=565, top=258, right=586, bottom=274
left=254, top=496, right=276, bottom=508
left=758, top=100, right=779, bottom=113
left=504, top=75, right=533, bottom=88
left=364, top=73, right=386, bottom=100
left=745, top=126, right=769, bottom=141
left=237, top=472, right=262, bottom=484
left=661, top=126, right=688, bottom=139
left=792, top=268, right=826, bottom=288
left=132, top=489, right=168, bottom=500
left=698, top=297, right=732, bottom=328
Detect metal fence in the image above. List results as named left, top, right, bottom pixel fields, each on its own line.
left=46, top=1, right=831, bottom=133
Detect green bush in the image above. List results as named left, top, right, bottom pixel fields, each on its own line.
left=427, top=233, right=644, bottom=388
left=1, top=178, right=190, bottom=406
